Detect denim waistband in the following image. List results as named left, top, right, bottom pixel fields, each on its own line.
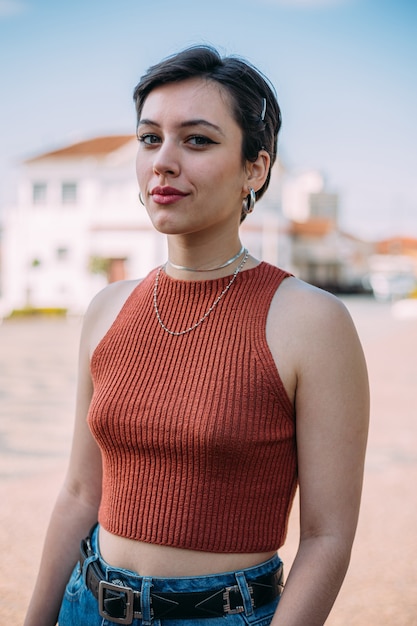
left=88, top=524, right=282, bottom=594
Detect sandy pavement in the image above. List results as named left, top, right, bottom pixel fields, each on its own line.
left=1, top=296, right=416, bottom=624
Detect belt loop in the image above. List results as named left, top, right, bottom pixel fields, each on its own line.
left=235, top=571, right=254, bottom=616
left=140, top=576, right=154, bottom=625
left=81, top=553, right=99, bottom=586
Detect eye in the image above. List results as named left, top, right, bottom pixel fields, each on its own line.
left=186, top=135, right=218, bottom=147
left=138, top=133, right=161, bottom=145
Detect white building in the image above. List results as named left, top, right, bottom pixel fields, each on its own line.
left=282, top=169, right=339, bottom=223
left=0, top=135, right=289, bottom=317
left=281, top=169, right=372, bottom=291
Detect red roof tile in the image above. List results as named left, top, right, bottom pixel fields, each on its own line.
left=376, top=237, right=417, bottom=256
left=290, top=218, right=335, bottom=237
left=26, top=135, right=136, bottom=162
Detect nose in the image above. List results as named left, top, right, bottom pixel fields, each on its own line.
left=152, top=139, right=180, bottom=178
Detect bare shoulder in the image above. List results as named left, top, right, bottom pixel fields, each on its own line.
left=270, top=275, right=356, bottom=338
left=82, top=278, right=142, bottom=358
left=267, top=276, right=363, bottom=402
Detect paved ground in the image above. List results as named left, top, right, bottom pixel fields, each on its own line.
left=1, top=297, right=416, bottom=624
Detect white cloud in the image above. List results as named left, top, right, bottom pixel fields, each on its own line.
left=0, top=0, right=27, bottom=18
left=256, top=0, right=350, bottom=7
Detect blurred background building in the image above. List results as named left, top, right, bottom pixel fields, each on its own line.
left=0, top=135, right=164, bottom=316
left=0, top=134, right=416, bottom=318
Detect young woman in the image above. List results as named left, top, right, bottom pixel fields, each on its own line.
left=24, top=46, right=369, bottom=626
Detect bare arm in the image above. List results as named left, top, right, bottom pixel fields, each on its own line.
left=24, top=280, right=140, bottom=626
left=23, top=292, right=108, bottom=626
left=24, top=310, right=102, bottom=626
left=268, top=281, right=369, bottom=625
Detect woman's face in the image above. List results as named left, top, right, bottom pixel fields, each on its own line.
left=136, top=77, right=251, bottom=237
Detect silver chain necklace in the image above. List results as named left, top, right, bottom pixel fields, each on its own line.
left=167, top=245, right=244, bottom=273
left=153, top=248, right=249, bottom=336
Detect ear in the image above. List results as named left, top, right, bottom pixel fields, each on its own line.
left=244, top=149, right=270, bottom=194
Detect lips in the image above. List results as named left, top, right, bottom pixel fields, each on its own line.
left=151, top=186, right=188, bottom=205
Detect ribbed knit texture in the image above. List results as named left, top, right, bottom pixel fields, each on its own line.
left=88, top=262, right=297, bottom=553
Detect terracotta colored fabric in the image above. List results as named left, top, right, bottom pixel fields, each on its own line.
left=88, top=262, right=298, bottom=553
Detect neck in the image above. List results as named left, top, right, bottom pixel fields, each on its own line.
left=165, top=236, right=246, bottom=279
left=167, top=245, right=245, bottom=273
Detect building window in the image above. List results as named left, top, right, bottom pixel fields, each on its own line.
left=33, top=182, right=47, bottom=205
left=56, top=247, right=69, bottom=261
left=62, top=182, right=77, bottom=204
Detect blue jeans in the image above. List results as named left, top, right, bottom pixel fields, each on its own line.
left=58, top=525, right=283, bottom=626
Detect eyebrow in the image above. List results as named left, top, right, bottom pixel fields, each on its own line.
left=138, top=118, right=225, bottom=136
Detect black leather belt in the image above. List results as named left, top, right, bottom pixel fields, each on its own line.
left=80, top=536, right=284, bottom=624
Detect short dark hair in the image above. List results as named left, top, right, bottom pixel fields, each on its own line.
left=133, top=45, right=282, bottom=204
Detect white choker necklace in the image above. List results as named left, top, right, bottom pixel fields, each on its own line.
left=154, top=248, right=249, bottom=336
left=167, top=245, right=245, bottom=273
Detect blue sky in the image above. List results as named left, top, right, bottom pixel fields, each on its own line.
left=0, top=0, right=416, bottom=239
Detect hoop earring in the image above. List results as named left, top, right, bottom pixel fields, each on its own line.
left=242, top=187, right=256, bottom=215
left=139, top=191, right=145, bottom=206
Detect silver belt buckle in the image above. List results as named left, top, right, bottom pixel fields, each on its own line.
left=223, top=585, right=245, bottom=614
left=98, top=580, right=135, bottom=624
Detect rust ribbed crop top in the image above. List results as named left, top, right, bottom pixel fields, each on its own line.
left=87, top=262, right=298, bottom=553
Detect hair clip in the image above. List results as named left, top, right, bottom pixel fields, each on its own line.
left=260, top=97, right=267, bottom=121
